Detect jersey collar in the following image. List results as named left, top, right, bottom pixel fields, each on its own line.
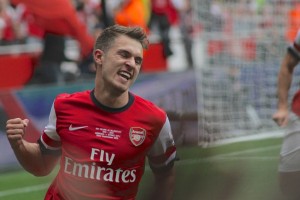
left=90, top=89, right=134, bottom=113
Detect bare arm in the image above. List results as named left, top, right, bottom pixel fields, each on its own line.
left=6, top=118, right=59, bottom=176
left=148, top=166, right=176, bottom=200
left=273, top=52, right=299, bottom=126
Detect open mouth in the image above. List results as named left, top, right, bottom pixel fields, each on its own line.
left=118, top=71, right=132, bottom=80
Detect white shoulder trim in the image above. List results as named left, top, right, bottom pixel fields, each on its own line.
left=44, top=103, right=60, bottom=141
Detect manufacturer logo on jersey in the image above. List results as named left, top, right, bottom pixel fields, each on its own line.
left=69, top=124, right=88, bottom=131
left=129, top=127, right=146, bottom=146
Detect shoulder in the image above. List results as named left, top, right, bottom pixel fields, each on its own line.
left=133, top=94, right=166, bottom=116
left=55, top=90, right=91, bottom=101
left=54, top=90, right=91, bottom=108
left=134, top=95, right=165, bottom=114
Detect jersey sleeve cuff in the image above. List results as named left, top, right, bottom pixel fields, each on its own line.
left=288, top=46, right=300, bottom=60
left=38, top=138, right=61, bottom=156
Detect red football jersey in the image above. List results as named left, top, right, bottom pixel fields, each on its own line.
left=39, top=90, right=176, bottom=200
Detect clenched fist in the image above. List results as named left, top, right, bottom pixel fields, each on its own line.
left=6, top=118, right=29, bottom=148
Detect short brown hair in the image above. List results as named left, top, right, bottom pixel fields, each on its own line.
left=94, top=25, right=149, bottom=52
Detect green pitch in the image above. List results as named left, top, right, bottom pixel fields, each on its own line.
left=0, top=138, right=285, bottom=200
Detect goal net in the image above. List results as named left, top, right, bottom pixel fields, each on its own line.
left=193, top=0, right=300, bottom=146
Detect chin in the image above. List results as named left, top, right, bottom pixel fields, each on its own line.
left=114, top=85, right=129, bottom=94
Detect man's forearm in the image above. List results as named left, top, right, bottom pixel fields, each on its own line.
left=277, top=53, right=295, bottom=110
left=149, top=167, right=176, bottom=200
left=11, top=140, right=55, bottom=176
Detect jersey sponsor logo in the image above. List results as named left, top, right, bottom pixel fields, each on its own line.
left=63, top=148, right=137, bottom=183
left=69, top=124, right=88, bottom=131
left=64, top=156, right=137, bottom=183
left=129, top=127, right=146, bottom=146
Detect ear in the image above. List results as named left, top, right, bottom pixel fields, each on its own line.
left=93, top=49, right=104, bottom=64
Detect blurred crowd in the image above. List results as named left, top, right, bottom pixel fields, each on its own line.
left=0, top=0, right=196, bottom=85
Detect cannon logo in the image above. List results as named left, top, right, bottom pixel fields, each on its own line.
left=129, top=127, right=146, bottom=146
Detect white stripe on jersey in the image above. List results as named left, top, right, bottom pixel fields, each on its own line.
left=44, top=103, right=61, bottom=142
left=147, top=116, right=175, bottom=168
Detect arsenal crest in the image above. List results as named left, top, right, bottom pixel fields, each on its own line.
left=129, top=127, right=146, bottom=146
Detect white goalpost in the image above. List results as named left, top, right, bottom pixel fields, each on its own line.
left=193, top=0, right=300, bottom=146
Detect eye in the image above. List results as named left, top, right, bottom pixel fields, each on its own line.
left=135, top=57, right=142, bottom=65
left=118, top=50, right=142, bottom=65
left=118, top=50, right=130, bottom=58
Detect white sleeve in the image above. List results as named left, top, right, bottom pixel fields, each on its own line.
left=39, top=103, right=61, bottom=153
left=279, top=113, right=300, bottom=172
left=147, top=117, right=177, bottom=170
left=43, top=103, right=60, bottom=141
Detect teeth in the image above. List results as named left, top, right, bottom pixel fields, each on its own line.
left=119, top=71, right=131, bottom=80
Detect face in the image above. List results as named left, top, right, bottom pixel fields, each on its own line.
left=94, top=35, right=143, bottom=95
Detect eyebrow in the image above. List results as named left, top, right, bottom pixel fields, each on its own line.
left=117, top=49, right=143, bottom=62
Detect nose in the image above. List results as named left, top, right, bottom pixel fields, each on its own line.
left=125, top=57, right=136, bottom=68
